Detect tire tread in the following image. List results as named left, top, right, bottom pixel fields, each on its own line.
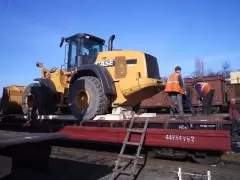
left=69, top=76, right=110, bottom=120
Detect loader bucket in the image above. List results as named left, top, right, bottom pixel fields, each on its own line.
left=0, top=85, right=26, bottom=114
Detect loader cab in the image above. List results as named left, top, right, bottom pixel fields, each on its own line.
left=60, top=33, right=105, bottom=71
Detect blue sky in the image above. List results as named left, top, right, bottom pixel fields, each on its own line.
left=0, top=0, right=240, bottom=93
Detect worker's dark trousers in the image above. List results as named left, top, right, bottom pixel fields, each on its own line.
left=169, top=93, right=184, bottom=117
left=202, top=89, right=215, bottom=116
left=183, top=95, right=195, bottom=116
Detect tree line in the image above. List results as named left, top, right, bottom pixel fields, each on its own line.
left=162, top=58, right=240, bottom=81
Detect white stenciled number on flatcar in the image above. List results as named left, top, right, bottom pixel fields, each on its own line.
left=165, top=135, right=195, bottom=143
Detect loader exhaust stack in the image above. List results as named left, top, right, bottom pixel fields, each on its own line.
left=108, top=35, right=115, bottom=51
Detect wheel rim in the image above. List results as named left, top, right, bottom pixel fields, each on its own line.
left=75, top=89, right=90, bottom=109
left=26, top=93, right=35, bottom=108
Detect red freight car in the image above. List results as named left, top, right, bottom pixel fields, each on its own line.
left=229, top=84, right=240, bottom=120
left=140, top=76, right=230, bottom=113
left=184, top=76, right=228, bottom=111
left=139, top=92, right=171, bottom=113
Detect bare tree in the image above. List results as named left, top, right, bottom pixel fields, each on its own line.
left=184, top=75, right=192, bottom=78
left=200, top=58, right=204, bottom=77
left=190, top=71, right=197, bottom=78
left=206, top=68, right=216, bottom=76
left=162, top=76, right=168, bottom=82
left=221, top=60, right=231, bottom=78
left=185, top=71, right=198, bottom=79
left=186, top=59, right=234, bottom=78
left=194, top=57, right=205, bottom=77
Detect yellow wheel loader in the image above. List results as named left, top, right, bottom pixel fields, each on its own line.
left=0, top=33, right=164, bottom=121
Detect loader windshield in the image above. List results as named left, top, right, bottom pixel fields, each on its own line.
left=77, top=38, right=104, bottom=65
left=67, top=38, right=104, bottom=70
left=68, top=35, right=104, bottom=71
left=81, top=39, right=103, bottom=56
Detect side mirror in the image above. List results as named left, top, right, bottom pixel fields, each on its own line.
left=36, top=62, right=43, bottom=68
left=59, top=37, right=65, bottom=48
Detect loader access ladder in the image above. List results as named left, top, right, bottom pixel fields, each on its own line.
left=111, top=114, right=149, bottom=180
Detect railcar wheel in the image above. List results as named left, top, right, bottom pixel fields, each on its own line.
left=190, top=151, right=220, bottom=165
left=232, top=121, right=240, bottom=141
left=153, top=148, right=188, bottom=159
left=212, top=107, right=220, bottom=114
left=68, top=76, right=110, bottom=121
left=139, top=109, right=147, bottom=113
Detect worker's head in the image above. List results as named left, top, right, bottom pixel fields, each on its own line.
left=175, top=66, right=181, bottom=73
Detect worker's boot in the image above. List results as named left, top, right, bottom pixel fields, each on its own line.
left=190, top=107, right=196, bottom=116
left=203, top=107, right=208, bottom=116
left=207, top=108, right=212, bottom=116
left=170, top=107, right=175, bottom=119
left=178, top=110, right=185, bottom=119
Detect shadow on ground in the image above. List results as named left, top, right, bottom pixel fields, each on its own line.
left=1, top=157, right=113, bottom=180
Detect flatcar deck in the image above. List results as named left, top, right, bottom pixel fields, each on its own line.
left=0, top=132, right=68, bottom=148
left=0, top=113, right=230, bottom=121
left=0, top=113, right=233, bottom=131
left=0, top=132, right=68, bottom=179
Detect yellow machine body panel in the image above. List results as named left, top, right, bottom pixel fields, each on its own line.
left=39, top=68, right=72, bottom=93
left=38, top=66, right=74, bottom=106
left=95, top=50, right=163, bottom=106
left=36, top=50, right=163, bottom=107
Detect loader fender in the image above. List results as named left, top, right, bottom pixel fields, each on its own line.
left=33, top=78, right=56, bottom=93
left=70, top=64, right=116, bottom=95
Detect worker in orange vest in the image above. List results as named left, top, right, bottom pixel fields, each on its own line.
left=193, top=82, right=215, bottom=116
left=164, top=66, right=185, bottom=118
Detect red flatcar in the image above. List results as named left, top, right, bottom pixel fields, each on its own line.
left=0, top=114, right=234, bottom=165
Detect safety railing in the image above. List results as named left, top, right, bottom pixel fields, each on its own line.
left=173, top=167, right=211, bottom=180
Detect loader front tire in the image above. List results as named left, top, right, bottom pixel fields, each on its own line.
left=68, top=76, right=110, bottom=120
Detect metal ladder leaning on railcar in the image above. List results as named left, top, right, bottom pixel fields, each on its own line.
left=111, top=112, right=149, bottom=180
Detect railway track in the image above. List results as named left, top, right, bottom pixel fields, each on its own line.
left=1, top=130, right=240, bottom=179
left=51, top=145, right=240, bottom=178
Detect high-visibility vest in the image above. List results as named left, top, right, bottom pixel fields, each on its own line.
left=164, top=72, right=184, bottom=94
left=197, top=82, right=213, bottom=96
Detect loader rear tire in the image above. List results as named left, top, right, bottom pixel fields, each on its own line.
left=68, top=76, right=110, bottom=120
left=22, top=83, right=56, bottom=115
left=22, top=83, right=43, bottom=115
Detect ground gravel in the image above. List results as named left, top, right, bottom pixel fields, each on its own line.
left=1, top=130, right=240, bottom=180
